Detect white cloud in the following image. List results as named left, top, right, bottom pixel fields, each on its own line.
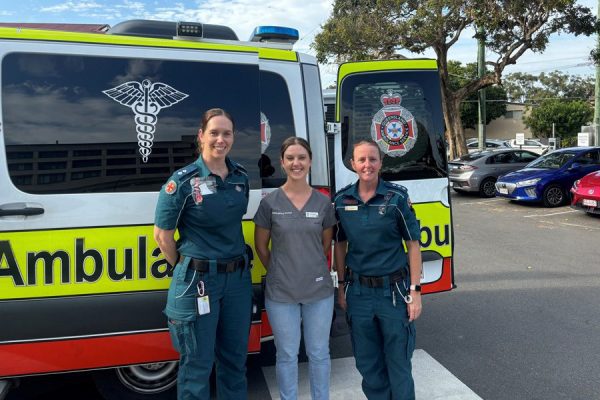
left=40, top=1, right=103, bottom=13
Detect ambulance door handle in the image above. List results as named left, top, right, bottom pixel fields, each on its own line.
left=0, top=203, right=45, bottom=217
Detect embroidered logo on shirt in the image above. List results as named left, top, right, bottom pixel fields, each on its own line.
left=343, top=198, right=358, bottom=205
left=165, top=180, right=177, bottom=195
left=315, top=276, right=324, bottom=282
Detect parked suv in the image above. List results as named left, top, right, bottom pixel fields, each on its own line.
left=449, top=149, right=539, bottom=197
left=507, top=138, right=549, bottom=155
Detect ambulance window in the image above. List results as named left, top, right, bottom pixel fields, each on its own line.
left=258, top=71, right=295, bottom=188
left=2, top=53, right=261, bottom=194
left=339, top=71, right=447, bottom=180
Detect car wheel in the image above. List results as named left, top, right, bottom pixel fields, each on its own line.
left=542, top=184, right=565, bottom=207
left=479, top=177, right=497, bottom=198
left=93, top=362, right=178, bottom=400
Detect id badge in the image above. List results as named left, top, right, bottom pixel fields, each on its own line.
left=196, top=281, right=210, bottom=316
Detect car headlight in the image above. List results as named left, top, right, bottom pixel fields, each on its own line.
left=516, top=178, right=541, bottom=187
left=572, top=179, right=580, bottom=190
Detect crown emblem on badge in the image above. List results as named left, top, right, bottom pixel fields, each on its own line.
left=381, top=91, right=402, bottom=106
left=370, top=90, right=418, bottom=158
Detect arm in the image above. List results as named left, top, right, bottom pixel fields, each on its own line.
left=153, top=226, right=178, bottom=266
left=322, top=226, right=333, bottom=257
left=334, top=240, right=348, bottom=310
left=406, top=240, right=422, bottom=322
left=254, top=226, right=271, bottom=270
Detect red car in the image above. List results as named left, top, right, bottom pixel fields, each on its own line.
left=571, top=171, right=600, bottom=214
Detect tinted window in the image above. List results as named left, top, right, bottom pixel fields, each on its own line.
left=491, top=152, right=515, bottom=164
left=528, top=151, right=576, bottom=169
left=574, top=150, right=600, bottom=165
left=3, top=53, right=260, bottom=194
left=516, top=151, right=538, bottom=163
left=340, top=71, right=447, bottom=180
left=258, top=71, right=295, bottom=188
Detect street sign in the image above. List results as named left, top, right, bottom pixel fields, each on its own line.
left=578, top=132, right=590, bottom=147
left=515, top=133, right=525, bottom=145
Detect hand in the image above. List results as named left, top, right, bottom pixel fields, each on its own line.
left=407, top=292, right=422, bottom=322
left=337, top=285, right=347, bottom=311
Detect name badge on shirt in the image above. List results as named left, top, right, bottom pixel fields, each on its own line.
left=345, top=205, right=358, bottom=211
left=305, top=211, right=319, bottom=218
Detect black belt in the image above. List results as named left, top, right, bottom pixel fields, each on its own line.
left=348, top=268, right=407, bottom=288
left=188, top=256, right=246, bottom=273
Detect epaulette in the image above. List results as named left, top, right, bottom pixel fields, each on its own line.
left=383, top=181, right=408, bottom=193
left=232, top=161, right=248, bottom=175
left=173, top=163, right=198, bottom=181
left=333, top=182, right=354, bottom=202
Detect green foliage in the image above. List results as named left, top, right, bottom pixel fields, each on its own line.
left=523, top=100, right=593, bottom=138
left=504, top=71, right=594, bottom=103
left=448, top=61, right=508, bottom=129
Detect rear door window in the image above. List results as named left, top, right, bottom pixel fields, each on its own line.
left=2, top=53, right=261, bottom=194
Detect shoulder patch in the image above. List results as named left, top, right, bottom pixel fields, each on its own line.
left=164, top=180, right=177, bottom=195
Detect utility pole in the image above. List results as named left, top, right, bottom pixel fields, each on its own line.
left=477, top=25, right=487, bottom=151
left=595, top=0, right=600, bottom=146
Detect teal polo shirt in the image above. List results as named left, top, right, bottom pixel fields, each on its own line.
left=334, top=179, right=420, bottom=276
left=154, top=156, right=249, bottom=260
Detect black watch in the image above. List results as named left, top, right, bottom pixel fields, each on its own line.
left=409, top=284, right=421, bottom=292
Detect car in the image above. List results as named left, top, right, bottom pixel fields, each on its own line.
left=449, top=149, right=540, bottom=197
left=466, top=138, right=511, bottom=153
left=570, top=170, right=600, bottom=214
left=507, top=138, right=550, bottom=155
left=495, top=147, right=600, bottom=207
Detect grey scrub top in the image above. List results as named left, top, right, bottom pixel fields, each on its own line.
left=254, top=188, right=336, bottom=303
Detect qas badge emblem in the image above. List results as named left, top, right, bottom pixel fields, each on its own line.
left=370, top=90, right=417, bottom=157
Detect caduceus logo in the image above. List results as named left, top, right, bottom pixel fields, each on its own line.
left=103, top=80, right=189, bottom=162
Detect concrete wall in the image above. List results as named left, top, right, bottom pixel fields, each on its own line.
left=464, top=102, right=532, bottom=141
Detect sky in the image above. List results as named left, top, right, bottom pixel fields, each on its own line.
left=0, top=0, right=598, bottom=87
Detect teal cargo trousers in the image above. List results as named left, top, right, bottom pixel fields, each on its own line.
left=345, top=279, right=416, bottom=400
left=166, top=257, right=253, bottom=400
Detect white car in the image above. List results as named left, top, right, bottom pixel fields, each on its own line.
left=507, top=139, right=549, bottom=155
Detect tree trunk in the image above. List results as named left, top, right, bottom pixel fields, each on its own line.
left=439, top=86, right=467, bottom=160
left=445, top=99, right=467, bottom=160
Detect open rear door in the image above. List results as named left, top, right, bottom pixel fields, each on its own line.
left=333, top=60, right=454, bottom=293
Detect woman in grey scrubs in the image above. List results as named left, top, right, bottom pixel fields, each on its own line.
left=254, top=137, right=336, bottom=400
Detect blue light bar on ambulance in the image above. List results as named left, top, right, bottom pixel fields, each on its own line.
left=249, top=26, right=299, bottom=44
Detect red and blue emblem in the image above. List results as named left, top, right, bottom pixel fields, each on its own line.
left=370, top=91, right=417, bottom=157
left=260, top=112, right=271, bottom=154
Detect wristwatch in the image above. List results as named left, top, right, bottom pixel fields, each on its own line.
left=409, top=284, right=422, bottom=292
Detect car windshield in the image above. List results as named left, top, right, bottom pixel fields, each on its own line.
left=526, top=151, right=576, bottom=169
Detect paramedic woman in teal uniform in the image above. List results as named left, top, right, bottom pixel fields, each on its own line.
left=154, top=108, right=252, bottom=400
left=334, top=139, right=423, bottom=400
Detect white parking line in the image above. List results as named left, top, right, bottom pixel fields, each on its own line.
left=523, top=210, right=578, bottom=218
left=458, top=198, right=505, bottom=206
left=262, top=350, right=482, bottom=400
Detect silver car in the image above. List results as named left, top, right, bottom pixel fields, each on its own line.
left=449, top=149, right=540, bottom=197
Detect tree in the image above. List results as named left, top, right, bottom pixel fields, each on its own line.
left=504, top=71, right=595, bottom=104
left=448, top=61, right=507, bottom=129
left=523, top=100, right=593, bottom=138
left=312, top=0, right=596, bottom=159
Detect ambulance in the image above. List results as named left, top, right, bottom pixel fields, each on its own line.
left=0, top=20, right=454, bottom=399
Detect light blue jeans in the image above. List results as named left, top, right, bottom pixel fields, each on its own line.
left=265, top=294, right=334, bottom=400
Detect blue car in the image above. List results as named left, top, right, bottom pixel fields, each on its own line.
left=495, top=147, right=600, bottom=207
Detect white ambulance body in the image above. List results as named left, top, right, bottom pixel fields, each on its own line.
left=0, top=20, right=453, bottom=399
